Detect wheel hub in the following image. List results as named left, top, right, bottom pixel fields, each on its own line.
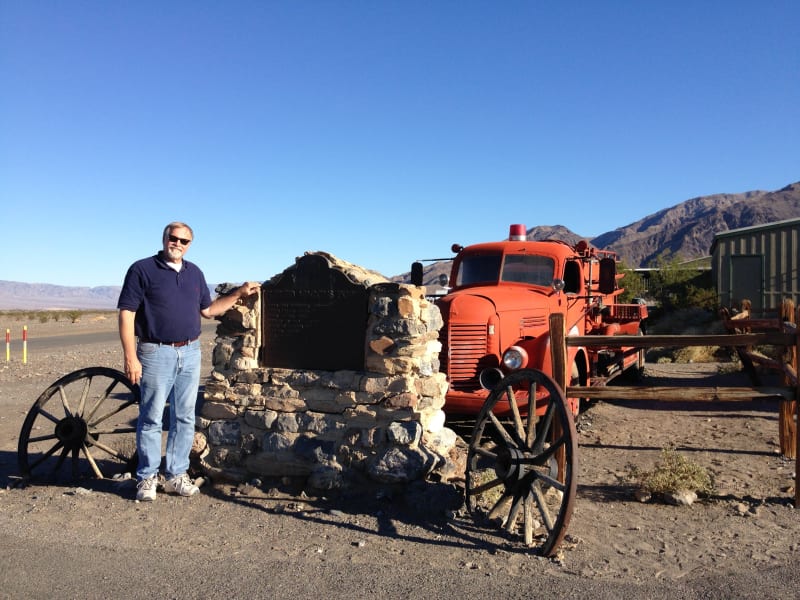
left=54, top=416, right=88, bottom=450
left=495, top=446, right=526, bottom=483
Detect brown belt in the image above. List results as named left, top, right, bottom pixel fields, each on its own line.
left=140, top=337, right=198, bottom=347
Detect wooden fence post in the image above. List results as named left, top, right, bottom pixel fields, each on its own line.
left=779, top=299, right=796, bottom=458
left=795, top=306, right=799, bottom=508
left=549, top=312, right=567, bottom=392
left=549, top=313, right=568, bottom=481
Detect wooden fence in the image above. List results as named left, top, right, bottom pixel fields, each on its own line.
left=548, top=306, right=800, bottom=508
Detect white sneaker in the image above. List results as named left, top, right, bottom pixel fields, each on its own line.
left=136, top=475, right=158, bottom=502
left=164, top=473, right=199, bottom=497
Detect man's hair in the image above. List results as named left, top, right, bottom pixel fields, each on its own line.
left=162, top=222, right=195, bottom=244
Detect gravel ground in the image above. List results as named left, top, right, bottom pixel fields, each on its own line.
left=0, top=314, right=798, bottom=598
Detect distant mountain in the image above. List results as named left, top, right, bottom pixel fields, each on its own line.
left=3, top=182, right=798, bottom=307
left=0, top=282, right=217, bottom=311
left=396, top=181, right=799, bottom=285
left=591, top=182, right=800, bottom=267
left=0, top=281, right=122, bottom=310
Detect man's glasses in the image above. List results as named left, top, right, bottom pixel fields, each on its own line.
left=168, top=235, right=192, bottom=246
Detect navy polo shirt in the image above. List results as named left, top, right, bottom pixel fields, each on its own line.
left=117, top=252, right=212, bottom=343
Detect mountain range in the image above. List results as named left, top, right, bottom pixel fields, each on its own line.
left=404, top=181, right=799, bottom=287
left=2, top=181, right=797, bottom=309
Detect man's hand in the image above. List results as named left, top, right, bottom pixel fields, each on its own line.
left=202, top=281, right=262, bottom=318
left=238, top=281, right=261, bottom=297
left=124, top=355, right=143, bottom=385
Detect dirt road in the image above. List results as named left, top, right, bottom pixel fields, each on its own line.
left=0, top=315, right=797, bottom=598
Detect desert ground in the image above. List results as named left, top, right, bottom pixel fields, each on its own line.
left=0, top=313, right=797, bottom=598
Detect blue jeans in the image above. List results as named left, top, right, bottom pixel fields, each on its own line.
left=136, top=340, right=201, bottom=481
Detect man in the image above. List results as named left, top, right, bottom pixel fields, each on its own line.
left=118, top=222, right=259, bottom=501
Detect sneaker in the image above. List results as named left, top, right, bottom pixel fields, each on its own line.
left=136, top=475, right=158, bottom=502
left=164, top=473, right=199, bottom=497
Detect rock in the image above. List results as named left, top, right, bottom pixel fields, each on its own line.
left=663, top=489, right=697, bottom=506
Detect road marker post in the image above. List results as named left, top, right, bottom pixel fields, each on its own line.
left=5, top=329, right=9, bottom=362
left=22, top=325, right=27, bottom=364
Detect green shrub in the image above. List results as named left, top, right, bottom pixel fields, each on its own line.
left=627, top=447, right=714, bottom=496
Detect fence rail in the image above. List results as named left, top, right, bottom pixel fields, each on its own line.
left=548, top=305, right=800, bottom=508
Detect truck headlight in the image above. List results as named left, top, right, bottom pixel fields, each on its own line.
left=502, top=346, right=528, bottom=370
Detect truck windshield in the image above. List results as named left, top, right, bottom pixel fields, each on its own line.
left=455, top=254, right=502, bottom=286
left=501, top=254, right=555, bottom=286
left=455, top=253, right=555, bottom=287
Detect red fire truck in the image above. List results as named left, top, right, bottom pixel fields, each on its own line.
left=414, top=224, right=647, bottom=417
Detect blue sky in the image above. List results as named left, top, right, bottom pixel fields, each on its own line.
left=1, top=1, right=798, bottom=288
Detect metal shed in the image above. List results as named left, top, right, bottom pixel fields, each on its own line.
left=711, top=217, right=800, bottom=313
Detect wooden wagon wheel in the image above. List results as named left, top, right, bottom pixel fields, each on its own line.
left=465, top=368, right=578, bottom=557
left=18, top=367, right=140, bottom=482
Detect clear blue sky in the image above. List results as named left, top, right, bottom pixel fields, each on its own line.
left=2, top=2, right=798, bottom=288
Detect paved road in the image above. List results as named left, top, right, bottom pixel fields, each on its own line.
left=21, top=320, right=218, bottom=351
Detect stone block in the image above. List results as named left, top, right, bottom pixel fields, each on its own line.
left=419, top=408, right=446, bottom=433
left=263, top=395, right=308, bottom=413
left=397, top=295, right=419, bottom=319
left=368, top=336, right=396, bottom=355
left=245, top=452, right=313, bottom=477
left=244, top=408, right=278, bottom=430
left=387, top=421, right=422, bottom=446
left=208, top=420, right=242, bottom=446
left=368, top=446, right=433, bottom=483
left=201, top=401, right=239, bottom=420
left=382, top=392, right=419, bottom=410
left=262, top=432, right=294, bottom=452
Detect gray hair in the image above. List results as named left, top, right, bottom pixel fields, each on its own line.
left=162, top=222, right=195, bottom=244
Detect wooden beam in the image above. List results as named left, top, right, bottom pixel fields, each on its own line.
left=567, top=386, right=794, bottom=402
left=566, top=332, right=794, bottom=348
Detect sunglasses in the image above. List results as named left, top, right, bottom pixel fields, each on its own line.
left=168, top=234, right=192, bottom=246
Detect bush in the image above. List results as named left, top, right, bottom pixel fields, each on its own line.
left=627, top=447, right=714, bottom=497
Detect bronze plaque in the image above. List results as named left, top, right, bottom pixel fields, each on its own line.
left=262, top=254, right=368, bottom=370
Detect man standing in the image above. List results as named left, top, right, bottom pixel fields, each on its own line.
left=118, top=222, right=259, bottom=501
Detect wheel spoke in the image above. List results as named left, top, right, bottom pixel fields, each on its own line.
left=525, top=381, right=538, bottom=446
left=88, top=398, right=138, bottom=430
left=503, top=492, right=525, bottom=533
left=35, top=406, right=63, bottom=426
left=467, top=476, right=504, bottom=496
left=487, top=494, right=513, bottom=521
left=86, top=433, right=132, bottom=461
left=77, top=375, right=92, bottom=415
left=57, top=385, right=74, bottom=417
left=84, top=378, right=124, bottom=423
left=531, top=480, right=556, bottom=531
left=487, top=412, right=522, bottom=449
left=27, top=440, right=65, bottom=471
left=473, top=445, right=498, bottom=460
left=82, top=443, right=104, bottom=478
left=523, top=494, right=535, bottom=545
left=505, top=384, right=525, bottom=441
left=532, top=400, right=556, bottom=454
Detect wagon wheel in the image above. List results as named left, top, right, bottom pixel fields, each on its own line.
left=18, top=367, right=140, bottom=482
left=465, top=369, right=578, bottom=557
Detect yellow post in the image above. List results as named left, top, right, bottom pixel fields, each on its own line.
left=22, top=325, right=27, bottom=364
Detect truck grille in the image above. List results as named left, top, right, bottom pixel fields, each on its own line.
left=442, top=323, right=490, bottom=391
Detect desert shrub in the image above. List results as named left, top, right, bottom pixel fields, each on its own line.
left=67, top=310, right=82, bottom=323
left=627, top=447, right=714, bottom=496
left=646, top=254, right=716, bottom=311
left=37, top=312, right=51, bottom=323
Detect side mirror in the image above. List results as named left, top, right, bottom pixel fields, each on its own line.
left=411, top=262, right=424, bottom=286
left=598, top=257, right=616, bottom=295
